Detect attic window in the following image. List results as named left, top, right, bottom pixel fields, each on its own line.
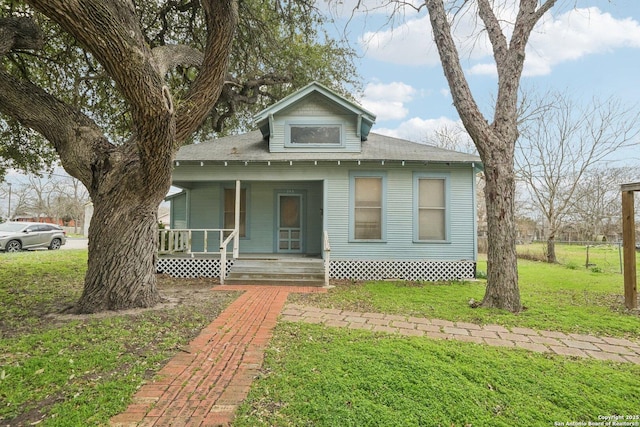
left=286, top=123, right=343, bottom=146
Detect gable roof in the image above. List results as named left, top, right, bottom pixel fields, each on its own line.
left=253, top=82, right=377, bottom=140
left=175, top=130, right=481, bottom=166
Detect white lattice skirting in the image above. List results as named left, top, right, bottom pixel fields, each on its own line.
left=156, top=258, right=234, bottom=278
left=330, top=260, right=476, bottom=281
left=157, top=257, right=475, bottom=281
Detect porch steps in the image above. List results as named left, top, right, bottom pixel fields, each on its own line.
left=225, top=257, right=325, bottom=287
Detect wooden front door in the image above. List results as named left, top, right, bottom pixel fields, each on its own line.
left=277, top=194, right=302, bottom=253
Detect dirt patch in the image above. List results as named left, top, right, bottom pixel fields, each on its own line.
left=45, top=275, right=231, bottom=322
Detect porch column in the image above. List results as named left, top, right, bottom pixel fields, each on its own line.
left=621, top=183, right=638, bottom=309
left=233, top=179, right=240, bottom=258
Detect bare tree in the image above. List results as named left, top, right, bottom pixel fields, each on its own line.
left=421, top=0, right=557, bottom=312
left=571, top=166, right=638, bottom=241
left=423, top=122, right=477, bottom=154
left=0, top=181, right=29, bottom=220
left=516, top=92, right=639, bottom=262
left=56, top=176, right=89, bottom=234
left=24, top=175, right=59, bottom=221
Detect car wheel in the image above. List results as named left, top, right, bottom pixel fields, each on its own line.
left=6, top=240, right=22, bottom=252
left=48, top=238, right=62, bottom=250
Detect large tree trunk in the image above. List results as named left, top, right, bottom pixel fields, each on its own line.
left=74, top=193, right=163, bottom=313
left=481, top=158, right=521, bottom=311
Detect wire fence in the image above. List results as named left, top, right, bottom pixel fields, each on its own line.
left=479, top=238, right=631, bottom=274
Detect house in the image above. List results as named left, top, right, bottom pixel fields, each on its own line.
left=160, top=82, right=482, bottom=284
left=13, top=215, right=77, bottom=227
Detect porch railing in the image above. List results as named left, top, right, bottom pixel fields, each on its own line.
left=219, top=229, right=238, bottom=285
left=157, top=228, right=238, bottom=283
left=323, top=230, right=331, bottom=286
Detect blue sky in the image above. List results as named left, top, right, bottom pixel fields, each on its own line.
left=326, top=0, right=640, bottom=151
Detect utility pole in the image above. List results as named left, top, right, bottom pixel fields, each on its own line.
left=7, top=182, right=11, bottom=220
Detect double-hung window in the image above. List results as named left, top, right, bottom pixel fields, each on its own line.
left=350, top=172, right=386, bottom=241
left=415, top=174, right=449, bottom=242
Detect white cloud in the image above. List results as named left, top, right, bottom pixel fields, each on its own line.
left=360, top=81, right=416, bottom=121
left=523, top=7, right=640, bottom=76
left=375, top=116, right=463, bottom=142
left=360, top=6, right=640, bottom=77
left=360, top=15, right=440, bottom=66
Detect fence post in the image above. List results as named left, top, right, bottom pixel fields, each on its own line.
left=585, top=245, right=590, bottom=269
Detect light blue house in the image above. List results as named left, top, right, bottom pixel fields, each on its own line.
left=159, top=82, right=481, bottom=284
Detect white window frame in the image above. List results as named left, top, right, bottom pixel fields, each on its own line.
left=413, top=173, right=450, bottom=243
left=285, top=120, right=345, bottom=148
left=349, top=171, right=387, bottom=242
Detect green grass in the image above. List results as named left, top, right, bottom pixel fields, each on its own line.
left=0, top=250, right=86, bottom=334
left=235, top=322, right=640, bottom=427
left=0, top=250, right=238, bottom=426
left=292, top=254, right=640, bottom=338
left=2, top=247, right=640, bottom=425
left=518, top=242, right=628, bottom=274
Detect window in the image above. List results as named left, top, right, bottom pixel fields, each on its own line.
left=224, top=188, right=247, bottom=238
left=351, top=174, right=385, bottom=241
left=286, top=122, right=343, bottom=146
left=415, top=176, right=447, bottom=241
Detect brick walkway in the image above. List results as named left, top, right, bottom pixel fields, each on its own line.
left=281, top=304, right=640, bottom=364
left=110, top=285, right=325, bottom=427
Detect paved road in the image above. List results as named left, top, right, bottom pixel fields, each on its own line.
left=62, top=238, right=88, bottom=250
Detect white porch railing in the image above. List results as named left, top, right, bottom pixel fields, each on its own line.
left=157, top=228, right=238, bottom=283
left=323, top=230, right=331, bottom=286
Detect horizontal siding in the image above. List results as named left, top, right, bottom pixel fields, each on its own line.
left=269, top=96, right=362, bottom=153
left=326, top=164, right=476, bottom=261
left=172, top=163, right=477, bottom=261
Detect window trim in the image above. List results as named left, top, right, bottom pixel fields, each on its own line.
left=349, top=171, right=387, bottom=243
left=413, top=172, right=451, bottom=243
left=284, top=120, right=345, bottom=148
left=221, top=184, right=250, bottom=239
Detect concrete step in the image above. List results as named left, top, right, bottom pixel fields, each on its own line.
left=224, top=277, right=326, bottom=286
left=226, top=257, right=325, bottom=286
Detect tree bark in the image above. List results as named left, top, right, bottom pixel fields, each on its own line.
left=481, top=154, right=520, bottom=311
left=546, top=235, right=557, bottom=264
left=75, top=195, right=162, bottom=313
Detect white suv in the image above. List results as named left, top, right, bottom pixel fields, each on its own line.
left=0, top=222, right=67, bottom=252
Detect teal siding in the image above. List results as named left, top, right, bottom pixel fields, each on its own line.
left=169, top=192, right=187, bottom=229
left=187, top=185, right=221, bottom=252
left=269, top=95, right=362, bottom=153
left=170, top=162, right=477, bottom=261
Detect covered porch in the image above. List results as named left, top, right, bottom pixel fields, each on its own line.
left=158, top=180, right=330, bottom=285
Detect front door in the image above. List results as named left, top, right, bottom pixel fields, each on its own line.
left=277, top=194, right=302, bottom=253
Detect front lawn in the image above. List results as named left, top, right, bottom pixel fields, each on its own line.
left=0, top=250, right=239, bottom=426
left=235, top=322, right=640, bottom=427
left=1, top=248, right=639, bottom=426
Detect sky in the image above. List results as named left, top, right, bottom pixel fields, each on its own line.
left=324, top=0, right=640, bottom=158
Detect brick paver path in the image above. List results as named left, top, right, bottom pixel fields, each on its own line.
left=110, top=285, right=325, bottom=427
left=281, top=304, right=640, bottom=364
